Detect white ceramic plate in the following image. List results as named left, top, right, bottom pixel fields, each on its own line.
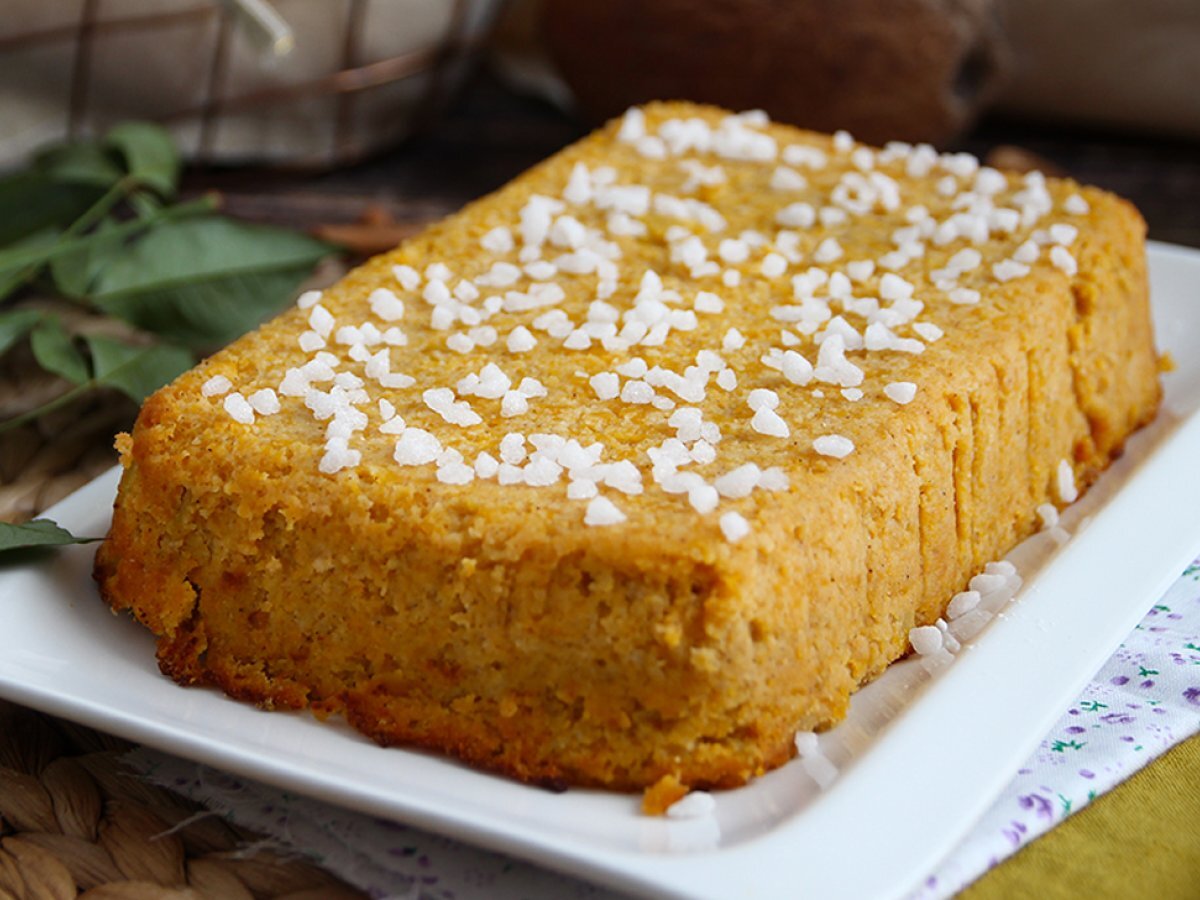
left=2, top=243, right=1199, bottom=900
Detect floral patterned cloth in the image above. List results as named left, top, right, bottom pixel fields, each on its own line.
left=915, top=556, right=1200, bottom=897
left=128, top=558, right=1200, bottom=900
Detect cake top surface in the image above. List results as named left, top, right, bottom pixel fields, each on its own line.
left=179, top=101, right=1109, bottom=544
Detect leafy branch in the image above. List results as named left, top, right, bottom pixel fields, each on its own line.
left=0, top=120, right=338, bottom=550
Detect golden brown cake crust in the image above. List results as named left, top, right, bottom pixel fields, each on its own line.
left=95, top=102, right=1160, bottom=791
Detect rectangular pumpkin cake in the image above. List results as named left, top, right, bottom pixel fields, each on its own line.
left=94, top=102, right=1160, bottom=791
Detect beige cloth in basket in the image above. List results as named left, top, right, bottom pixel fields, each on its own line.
left=0, top=0, right=502, bottom=169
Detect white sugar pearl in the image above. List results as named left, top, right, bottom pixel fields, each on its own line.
left=666, top=791, right=716, bottom=819
left=884, top=382, right=917, bottom=405
left=585, top=496, right=626, bottom=526
left=222, top=392, right=254, bottom=424
left=909, top=625, right=943, bottom=656
left=813, top=434, right=854, bottom=458
left=719, top=511, right=750, bottom=542
left=201, top=375, right=232, bottom=397
left=751, top=407, right=789, bottom=438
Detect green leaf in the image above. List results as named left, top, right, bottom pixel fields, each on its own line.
left=49, top=218, right=122, bottom=299
left=0, top=172, right=100, bottom=247
left=86, top=334, right=193, bottom=402
left=0, top=195, right=215, bottom=283
left=0, top=309, right=44, bottom=358
left=34, top=141, right=124, bottom=189
left=92, top=216, right=333, bottom=349
left=128, top=189, right=163, bottom=220
left=30, top=318, right=88, bottom=385
left=0, top=518, right=98, bottom=552
left=106, top=121, right=180, bottom=196
left=0, top=228, right=60, bottom=301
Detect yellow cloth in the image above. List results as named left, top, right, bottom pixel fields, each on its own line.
left=963, top=733, right=1200, bottom=899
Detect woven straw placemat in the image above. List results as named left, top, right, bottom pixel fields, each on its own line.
left=0, top=282, right=366, bottom=899
left=0, top=699, right=365, bottom=899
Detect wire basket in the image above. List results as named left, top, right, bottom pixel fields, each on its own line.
left=0, top=0, right=506, bottom=169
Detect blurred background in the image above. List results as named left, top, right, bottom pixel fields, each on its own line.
left=2, top=0, right=1198, bottom=245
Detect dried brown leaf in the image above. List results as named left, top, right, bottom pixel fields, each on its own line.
left=42, top=758, right=103, bottom=841
left=310, top=222, right=417, bottom=257
left=983, top=145, right=1067, bottom=177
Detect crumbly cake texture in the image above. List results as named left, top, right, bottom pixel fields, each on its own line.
left=95, top=102, right=1160, bottom=790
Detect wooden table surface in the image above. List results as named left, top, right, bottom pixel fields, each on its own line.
left=185, top=73, right=1200, bottom=252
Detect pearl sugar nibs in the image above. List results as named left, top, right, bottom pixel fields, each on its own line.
left=720, top=511, right=750, bottom=542
left=212, top=105, right=1105, bottom=551
left=585, top=495, right=626, bottom=526
left=666, top=791, right=716, bottom=819
left=813, top=435, right=854, bottom=458
left=201, top=375, right=232, bottom=398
